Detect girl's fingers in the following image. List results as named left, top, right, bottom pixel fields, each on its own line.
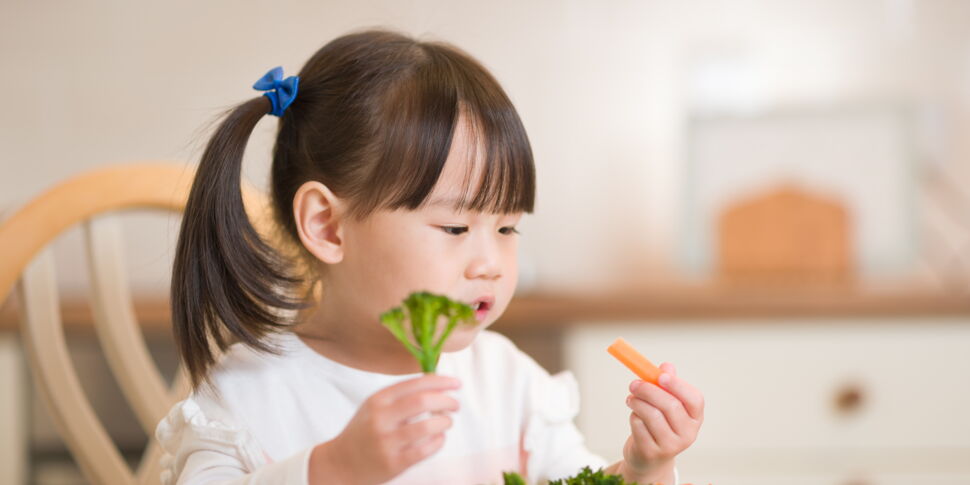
left=629, top=380, right=690, bottom=435
left=372, top=374, right=461, bottom=407
left=394, top=414, right=454, bottom=449
left=629, top=412, right=659, bottom=455
left=399, top=432, right=446, bottom=466
left=626, top=395, right=679, bottom=448
left=387, top=391, right=460, bottom=428
left=657, top=373, right=704, bottom=422
left=660, top=362, right=676, bottom=376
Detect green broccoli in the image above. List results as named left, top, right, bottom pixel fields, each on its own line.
left=495, top=466, right=649, bottom=485
left=502, top=471, right=528, bottom=485
left=379, top=291, right=477, bottom=373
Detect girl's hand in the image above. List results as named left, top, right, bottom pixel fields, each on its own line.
left=311, top=374, right=461, bottom=485
left=621, top=362, right=704, bottom=481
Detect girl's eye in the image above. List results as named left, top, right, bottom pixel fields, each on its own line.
left=439, top=226, right=519, bottom=236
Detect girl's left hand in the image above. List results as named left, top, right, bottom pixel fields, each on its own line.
left=622, top=362, right=704, bottom=479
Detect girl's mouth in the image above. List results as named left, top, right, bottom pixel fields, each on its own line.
left=471, top=297, right=494, bottom=322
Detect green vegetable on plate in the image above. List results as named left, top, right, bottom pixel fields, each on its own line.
left=495, top=466, right=651, bottom=485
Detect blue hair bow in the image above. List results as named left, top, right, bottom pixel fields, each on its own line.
left=252, top=66, right=299, bottom=117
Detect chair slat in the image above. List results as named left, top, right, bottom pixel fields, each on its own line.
left=84, top=215, right=171, bottom=433
left=17, top=249, right=136, bottom=485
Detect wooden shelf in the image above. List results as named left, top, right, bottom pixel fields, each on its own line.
left=500, top=286, right=970, bottom=325
left=3, top=286, right=970, bottom=334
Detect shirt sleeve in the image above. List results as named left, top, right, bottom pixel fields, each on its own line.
left=155, top=397, right=314, bottom=485
left=521, top=366, right=609, bottom=483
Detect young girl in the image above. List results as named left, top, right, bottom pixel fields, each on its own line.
left=157, top=28, right=703, bottom=485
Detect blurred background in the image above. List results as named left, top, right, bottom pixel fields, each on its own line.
left=2, top=0, right=970, bottom=484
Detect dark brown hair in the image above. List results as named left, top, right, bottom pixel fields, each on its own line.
left=172, top=28, right=536, bottom=388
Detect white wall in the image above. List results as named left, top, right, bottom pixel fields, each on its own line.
left=3, top=0, right=970, bottom=297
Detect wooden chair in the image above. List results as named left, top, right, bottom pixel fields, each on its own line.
left=717, top=184, right=853, bottom=287
left=0, top=163, right=274, bottom=485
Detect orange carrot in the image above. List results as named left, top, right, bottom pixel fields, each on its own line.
left=607, top=337, right=662, bottom=385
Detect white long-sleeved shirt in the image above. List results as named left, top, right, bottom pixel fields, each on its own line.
left=155, top=329, right=679, bottom=484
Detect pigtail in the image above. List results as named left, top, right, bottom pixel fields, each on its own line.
left=172, top=96, right=310, bottom=389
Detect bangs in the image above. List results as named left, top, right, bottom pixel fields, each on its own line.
left=353, top=42, right=535, bottom=218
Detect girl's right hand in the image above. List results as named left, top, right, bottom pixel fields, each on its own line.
left=310, top=374, right=462, bottom=485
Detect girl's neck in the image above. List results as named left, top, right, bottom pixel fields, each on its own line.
left=292, top=306, right=425, bottom=376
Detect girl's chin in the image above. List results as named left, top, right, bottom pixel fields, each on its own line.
left=440, top=326, right=482, bottom=352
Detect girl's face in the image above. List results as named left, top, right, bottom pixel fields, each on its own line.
left=343, top=191, right=521, bottom=352
left=305, top=118, right=523, bottom=355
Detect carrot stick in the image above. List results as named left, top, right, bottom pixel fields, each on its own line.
left=607, top=337, right=662, bottom=385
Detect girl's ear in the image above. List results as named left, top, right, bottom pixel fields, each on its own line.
left=293, top=181, right=346, bottom=264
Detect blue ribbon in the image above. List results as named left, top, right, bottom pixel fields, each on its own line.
left=252, top=66, right=299, bottom=117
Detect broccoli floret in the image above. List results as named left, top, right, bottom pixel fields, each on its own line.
left=379, top=291, right=476, bottom=373
left=502, top=471, right=528, bottom=485
left=496, top=467, right=648, bottom=485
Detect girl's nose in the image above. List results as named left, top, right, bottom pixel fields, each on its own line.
left=465, top=239, right=502, bottom=280
left=465, top=256, right=502, bottom=280
left=465, top=229, right=505, bottom=280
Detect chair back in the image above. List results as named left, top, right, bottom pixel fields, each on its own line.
left=0, top=163, right=275, bottom=485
